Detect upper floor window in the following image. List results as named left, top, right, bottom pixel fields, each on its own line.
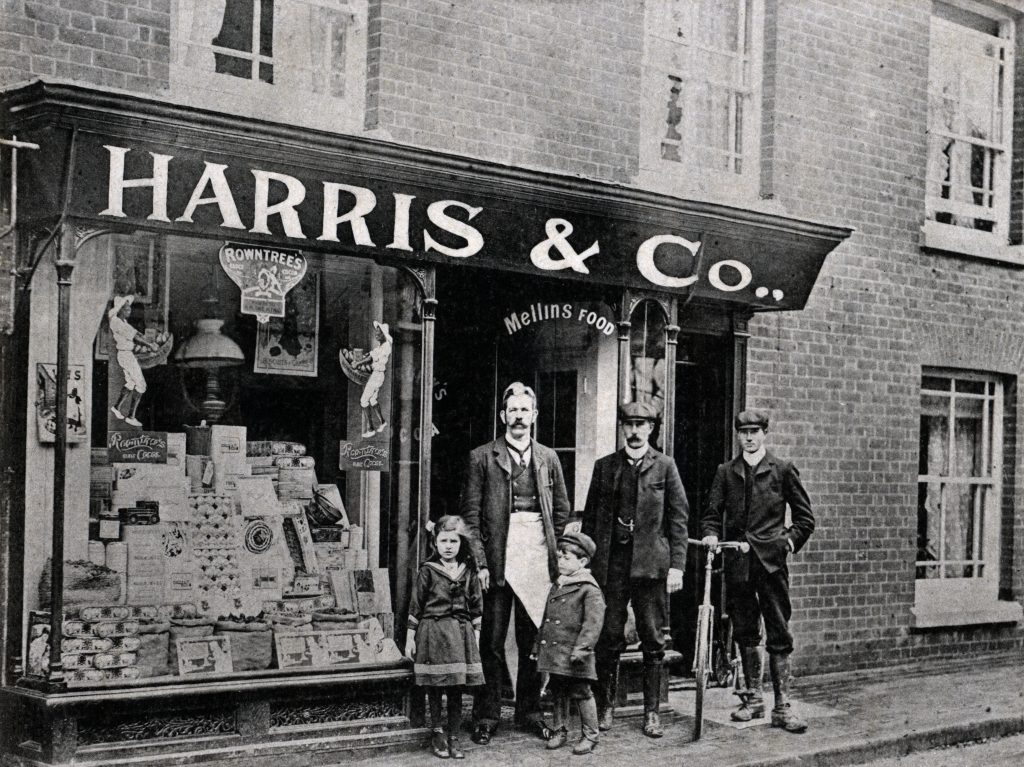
left=171, top=0, right=366, bottom=133
left=640, top=0, right=762, bottom=202
left=924, top=1, right=1018, bottom=262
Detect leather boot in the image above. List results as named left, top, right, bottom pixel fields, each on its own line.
left=731, top=646, right=766, bottom=722
left=595, top=660, right=618, bottom=731
left=547, top=696, right=569, bottom=750
left=641, top=661, right=663, bottom=738
left=769, top=653, right=807, bottom=733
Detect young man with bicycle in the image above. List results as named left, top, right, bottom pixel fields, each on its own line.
left=701, top=409, right=815, bottom=733
left=581, top=401, right=689, bottom=738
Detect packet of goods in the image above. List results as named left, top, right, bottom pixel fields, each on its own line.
left=61, top=637, right=114, bottom=654
left=247, top=441, right=306, bottom=457
left=77, top=605, right=146, bottom=622
left=111, top=636, right=142, bottom=652
left=93, top=651, right=138, bottom=669
left=90, top=620, right=141, bottom=638
left=62, top=653, right=95, bottom=670
left=272, top=456, right=316, bottom=468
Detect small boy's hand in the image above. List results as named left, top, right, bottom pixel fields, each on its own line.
left=529, top=653, right=538, bottom=661
left=569, top=649, right=588, bottom=664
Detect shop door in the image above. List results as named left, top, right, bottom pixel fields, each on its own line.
left=669, top=332, right=732, bottom=669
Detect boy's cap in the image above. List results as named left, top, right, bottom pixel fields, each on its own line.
left=558, top=530, right=596, bottom=560
left=618, top=401, right=658, bottom=423
left=734, top=409, right=769, bottom=431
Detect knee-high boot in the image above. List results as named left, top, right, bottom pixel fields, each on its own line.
left=731, top=645, right=765, bottom=721
left=594, top=659, right=618, bottom=731
left=641, top=661, right=663, bottom=738
left=769, top=653, right=807, bottom=733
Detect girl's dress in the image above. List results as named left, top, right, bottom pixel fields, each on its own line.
left=408, top=559, right=484, bottom=687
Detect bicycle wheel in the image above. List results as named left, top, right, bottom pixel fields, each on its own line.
left=693, top=607, right=712, bottom=741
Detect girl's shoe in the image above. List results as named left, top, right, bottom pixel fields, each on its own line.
left=431, top=728, right=450, bottom=758
left=447, top=735, right=465, bottom=759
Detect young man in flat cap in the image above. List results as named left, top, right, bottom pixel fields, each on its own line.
left=581, top=402, right=689, bottom=738
left=701, top=409, right=815, bottom=733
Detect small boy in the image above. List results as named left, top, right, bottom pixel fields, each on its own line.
left=531, top=531, right=606, bottom=755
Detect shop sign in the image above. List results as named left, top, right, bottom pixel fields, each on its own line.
left=108, top=430, right=169, bottom=463
left=503, top=302, right=615, bottom=336
left=62, top=136, right=836, bottom=309
left=338, top=440, right=390, bottom=472
left=219, top=242, right=308, bottom=323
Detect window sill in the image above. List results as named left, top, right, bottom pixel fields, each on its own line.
left=910, top=600, right=1023, bottom=630
left=920, top=220, right=1024, bottom=266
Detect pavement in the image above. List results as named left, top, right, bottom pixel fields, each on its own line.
left=341, top=651, right=1024, bottom=767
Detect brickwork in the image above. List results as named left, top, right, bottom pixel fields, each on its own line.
left=747, top=0, right=1024, bottom=673
left=368, top=0, right=642, bottom=183
left=0, top=0, right=170, bottom=94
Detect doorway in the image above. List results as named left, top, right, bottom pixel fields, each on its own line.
left=430, top=267, right=618, bottom=519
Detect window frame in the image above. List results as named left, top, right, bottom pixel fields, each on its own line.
left=922, top=0, right=1022, bottom=263
left=638, top=0, right=764, bottom=203
left=169, top=0, right=367, bottom=134
left=913, top=368, right=1021, bottom=628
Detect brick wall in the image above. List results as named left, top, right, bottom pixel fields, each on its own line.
left=368, top=0, right=642, bottom=183
left=750, top=0, right=1024, bottom=673
left=0, top=0, right=170, bottom=93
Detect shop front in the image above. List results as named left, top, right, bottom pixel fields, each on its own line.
left=0, top=82, right=849, bottom=766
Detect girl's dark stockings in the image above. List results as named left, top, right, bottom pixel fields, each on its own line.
left=427, top=688, right=463, bottom=734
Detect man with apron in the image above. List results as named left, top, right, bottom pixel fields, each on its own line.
left=462, top=381, right=571, bottom=745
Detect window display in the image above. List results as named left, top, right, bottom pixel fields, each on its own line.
left=26, top=231, right=424, bottom=688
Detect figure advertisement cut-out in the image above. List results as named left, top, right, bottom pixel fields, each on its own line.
left=340, top=320, right=393, bottom=439
left=106, top=294, right=167, bottom=429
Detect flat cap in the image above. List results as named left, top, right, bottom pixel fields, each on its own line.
left=618, top=401, right=659, bottom=422
left=558, top=530, right=597, bottom=560
left=734, top=409, right=769, bottom=431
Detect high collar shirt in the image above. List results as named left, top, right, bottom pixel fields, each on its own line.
left=743, top=446, right=767, bottom=467
left=624, top=444, right=649, bottom=464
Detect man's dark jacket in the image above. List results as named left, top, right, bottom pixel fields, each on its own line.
left=582, top=447, right=689, bottom=586
left=701, top=451, right=815, bottom=580
left=461, top=438, right=571, bottom=585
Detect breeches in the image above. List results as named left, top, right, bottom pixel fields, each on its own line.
left=727, top=554, right=794, bottom=655
left=596, top=541, right=666, bottom=663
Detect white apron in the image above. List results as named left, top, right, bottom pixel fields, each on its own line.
left=503, top=511, right=551, bottom=628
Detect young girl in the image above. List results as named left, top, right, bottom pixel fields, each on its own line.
left=406, top=515, right=484, bottom=759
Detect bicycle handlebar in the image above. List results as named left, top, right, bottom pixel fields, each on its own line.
left=687, top=538, right=750, bottom=554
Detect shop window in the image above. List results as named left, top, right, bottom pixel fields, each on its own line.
left=640, top=0, right=762, bottom=201
left=170, top=0, right=367, bottom=133
left=914, top=370, right=1021, bottom=627
left=24, top=231, right=427, bottom=688
left=923, top=1, right=1021, bottom=263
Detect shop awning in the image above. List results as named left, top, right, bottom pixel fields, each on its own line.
left=3, top=81, right=851, bottom=311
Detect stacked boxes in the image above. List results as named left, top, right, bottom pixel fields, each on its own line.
left=61, top=605, right=148, bottom=683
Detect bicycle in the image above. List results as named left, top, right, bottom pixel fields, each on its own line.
left=688, top=537, right=750, bottom=741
